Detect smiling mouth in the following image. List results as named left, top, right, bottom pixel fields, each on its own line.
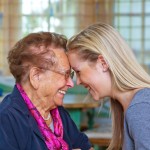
left=58, top=90, right=66, bottom=95
left=84, top=85, right=90, bottom=91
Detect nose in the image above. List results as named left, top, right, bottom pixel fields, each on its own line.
left=66, top=77, right=74, bottom=88
left=76, top=76, right=81, bottom=85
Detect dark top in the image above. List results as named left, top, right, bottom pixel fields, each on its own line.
left=0, top=86, right=92, bottom=150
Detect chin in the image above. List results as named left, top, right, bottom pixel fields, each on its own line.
left=55, top=99, right=64, bottom=106
left=93, top=97, right=100, bottom=101
left=56, top=103, right=63, bottom=107
left=90, top=93, right=99, bottom=101
left=53, top=95, right=64, bottom=106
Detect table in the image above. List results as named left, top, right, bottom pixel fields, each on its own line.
left=84, top=123, right=112, bottom=149
left=63, top=94, right=100, bottom=129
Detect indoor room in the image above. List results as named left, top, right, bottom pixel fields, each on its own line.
left=0, top=0, right=150, bottom=150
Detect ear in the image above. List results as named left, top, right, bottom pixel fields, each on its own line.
left=29, top=67, right=41, bottom=89
left=97, top=55, right=109, bottom=72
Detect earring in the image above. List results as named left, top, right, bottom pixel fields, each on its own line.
left=103, top=68, right=107, bottom=72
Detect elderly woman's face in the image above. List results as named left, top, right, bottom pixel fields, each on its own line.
left=37, top=48, right=74, bottom=108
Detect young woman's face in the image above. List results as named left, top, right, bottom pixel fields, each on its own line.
left=68, top=52, right=112, bottom=101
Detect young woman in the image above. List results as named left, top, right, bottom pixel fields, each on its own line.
left=67, top=22, right=150, bottom=150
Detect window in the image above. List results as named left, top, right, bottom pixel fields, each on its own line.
left=114, top=0, right=150, bottom=71
left=0, top=0, right=79, bottom=74
left=21, top=0, right=77, bottom=38
left=0, top=0, right=150, bottom=74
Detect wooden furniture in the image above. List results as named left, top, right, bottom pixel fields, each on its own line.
left=63, top=94, right=100, bottom=129
left=63, top=94, right=100, bottom=108
left=84, top=123, right=112, bottom=147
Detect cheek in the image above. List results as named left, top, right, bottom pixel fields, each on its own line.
left=39, top=82, right=53, bottom=96
left=80, top=74, right=95, bottom=88
left=85, top=74, right=101, bottom=90
left=39, top=77, right=56, bottom=96
left=89, top=80, right=99, bottom=91
left=79, top=74, right=89, bottom=83
left=84, top=71, right=97, bottom=83
left=50, top=79, right=66, bottom=95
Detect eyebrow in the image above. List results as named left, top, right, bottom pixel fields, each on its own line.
left=62, top=68, right=71, bottom=73
left=72, top=66, right=79, bottom=71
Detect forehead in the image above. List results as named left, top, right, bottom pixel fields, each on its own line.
left=67, top=52, right=85, bottom=70
left=53, top=48, right=70, bottom=70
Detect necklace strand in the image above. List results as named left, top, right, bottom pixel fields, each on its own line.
left=43, top=113, right=51, bottom=121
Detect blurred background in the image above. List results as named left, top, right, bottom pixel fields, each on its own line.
left=0, top=0, right=150, bottom=149
left=0, top=0, right=150, bottom=75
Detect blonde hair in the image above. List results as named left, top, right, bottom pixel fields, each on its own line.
left=67, top=22, right=150, bottom=150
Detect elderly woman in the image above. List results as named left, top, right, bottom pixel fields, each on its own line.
left=67, top=23, right=150, bottom=150
left=0, top=32, right=93, bottom=150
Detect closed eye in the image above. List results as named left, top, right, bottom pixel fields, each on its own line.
left=75, top=71, right=80, bottom=76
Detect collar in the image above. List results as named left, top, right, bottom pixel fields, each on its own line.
left=10, top=85, right=30, bottom=115
left=9, top=85, right=45, bottom=141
